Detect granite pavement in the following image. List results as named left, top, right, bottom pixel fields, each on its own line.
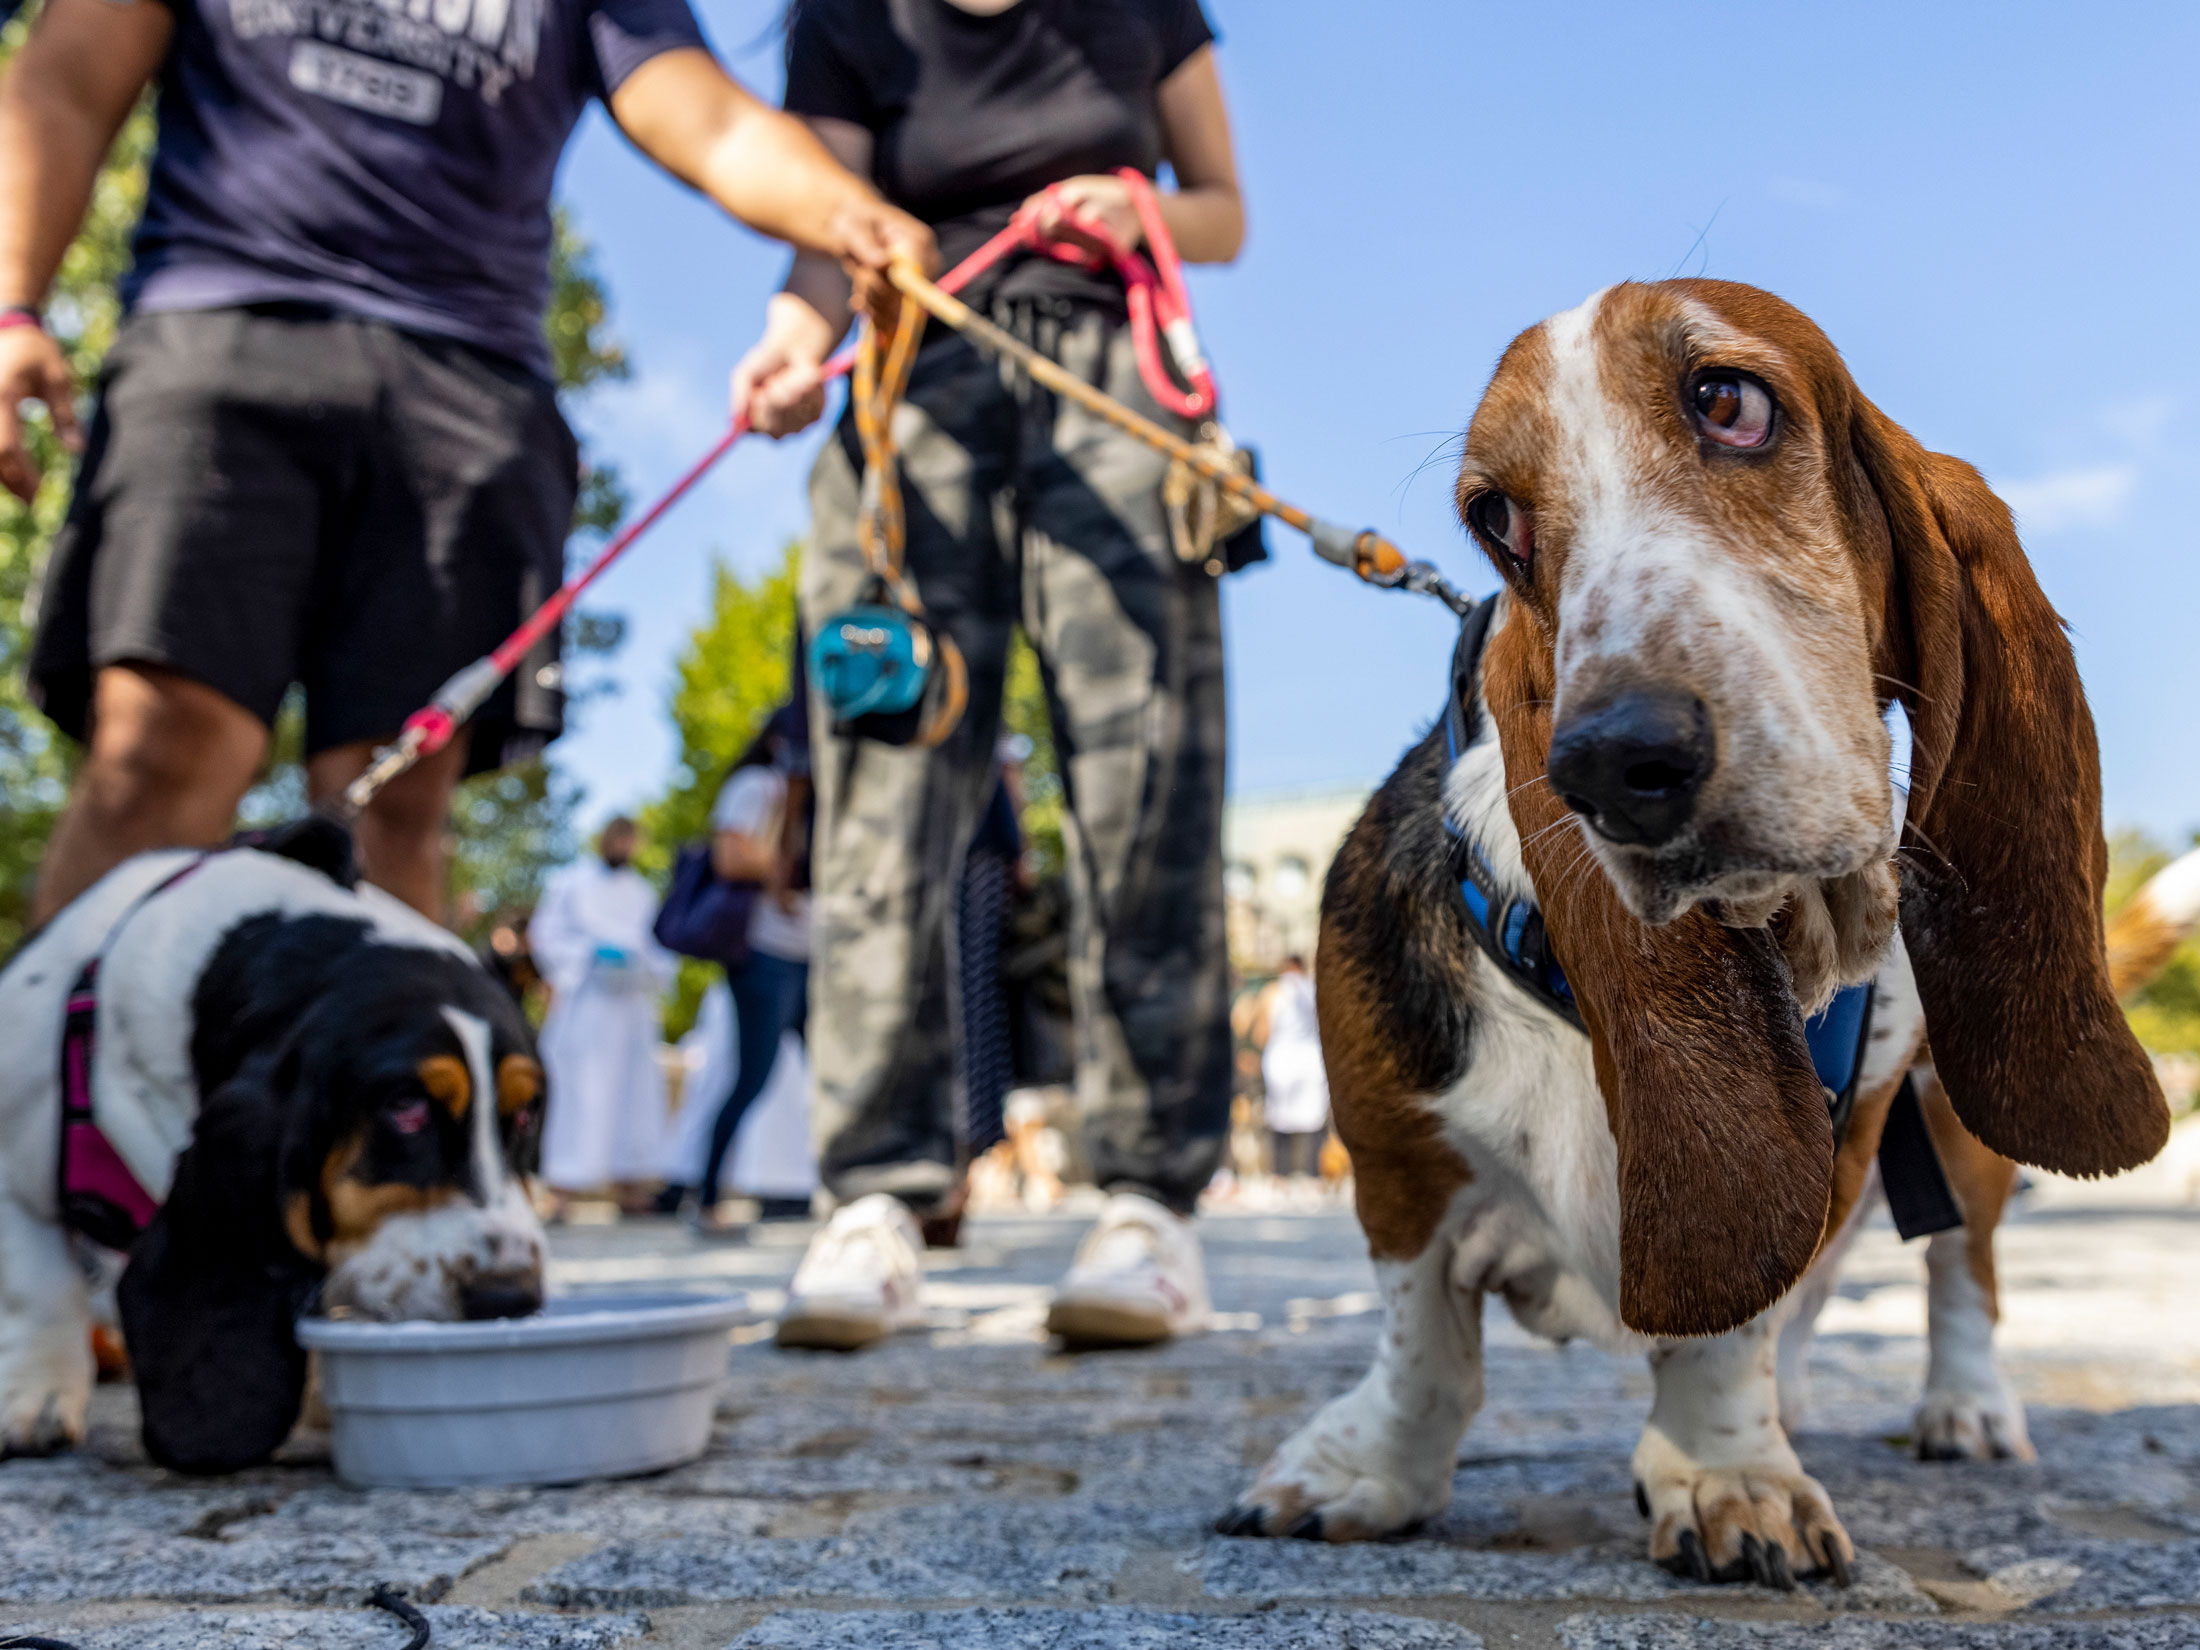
left=8, top=1180, right=2200, bottom=1649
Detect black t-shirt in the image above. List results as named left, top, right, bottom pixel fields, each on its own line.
left=124, top=0, right=706, bottom=374
left=783, top=0, right=1215, bottom=308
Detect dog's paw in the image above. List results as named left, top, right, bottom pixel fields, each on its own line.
left=1914, top=1386, right=2034, bottom=1462
left=0, top=1382, right=86, bottom=1460
left=1218, top=1398, right=1454, bottom=1542
left=1638, top=1459, right=1853, bottom=1589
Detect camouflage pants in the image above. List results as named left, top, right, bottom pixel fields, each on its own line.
left=802, top=300, right=1232, bottom=1216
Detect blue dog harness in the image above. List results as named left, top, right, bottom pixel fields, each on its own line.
left=1440, top=598, right=1961, bottom=1240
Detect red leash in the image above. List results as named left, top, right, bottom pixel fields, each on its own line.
left=953, top=168, right=1217, bottom=419
left=343, top=172, right=1215, bottom=814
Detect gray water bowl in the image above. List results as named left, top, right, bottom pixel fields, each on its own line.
left=296, top=1291, right=744, bottom=1488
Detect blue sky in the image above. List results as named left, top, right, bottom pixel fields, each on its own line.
left=553, top=0, right=2200, bottom=843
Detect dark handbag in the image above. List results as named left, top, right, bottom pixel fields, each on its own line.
left=653, top=842, right=757, bottom=971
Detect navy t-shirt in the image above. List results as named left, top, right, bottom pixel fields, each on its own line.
left=122, top=0, right=707, bottom=374
left=783, top=0, right=1215, bottom=308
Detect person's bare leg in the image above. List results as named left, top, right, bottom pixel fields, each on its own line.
left=29, top=664, right=268, bottom=928
left=306, top=732, right=471, bottom=921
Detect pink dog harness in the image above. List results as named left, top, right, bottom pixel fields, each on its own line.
left=58, top=855, right=212, bottom=1251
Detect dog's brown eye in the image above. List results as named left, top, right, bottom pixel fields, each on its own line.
left=1691, top=373, right=1773, bottom=448
left=1469, top=491, right=1533, bottom=569
left=389, top=1099, right=430, bottom=1136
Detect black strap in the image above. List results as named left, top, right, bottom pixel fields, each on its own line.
left=1443, top=592, right=1500, bottom=760
left=1878, top=1075, right=1965, bottom=1240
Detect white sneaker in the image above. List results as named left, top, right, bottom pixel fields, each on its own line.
left=776, top=1194, right=927, bottom=1350
left=1045, top=1191, right=1211, bottom=1347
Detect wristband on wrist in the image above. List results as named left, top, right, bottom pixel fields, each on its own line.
left=0, top=307, right=43, bottom=334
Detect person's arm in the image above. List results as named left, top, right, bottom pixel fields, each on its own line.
left=634, top=915, right=680, bottom=989
left=0, top=0, right=171, bottom=501
left=1028, top=44, right=1243, bottom=265
left=608, top=50, right=930, bottom=320
left=729, top=115, right=871, bottom=438
left=711, top=826, right=775, bottom=884
left=709, top=769, right=780, bottom=882
left=1249, top=980, right=1275, bottom=1049
left=526, top=876, right=588, bottom=995
left=771, top=771, right=812, bottom=912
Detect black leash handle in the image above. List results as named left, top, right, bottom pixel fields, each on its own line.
left=0, top=1586, right=430, bottom=1650
left=369, top=1585, right=432, bottom=1650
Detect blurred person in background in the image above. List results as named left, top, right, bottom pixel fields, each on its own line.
left=1253, top=954, right=1328, bottom=1187
left=484, top=909, right=549, bottom=1019
left=665, top=975, right=820, bottom=1221
left=954, top=733, right=1030, bottom=1179
left=675, top=703, right=813, bottom=1233
left=530, top=817, right=676, bottom=1207
left=733, top=0, right=1246, bottom=1354
left=0, top=0, right=931, bottom=928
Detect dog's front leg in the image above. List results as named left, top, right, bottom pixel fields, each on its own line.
left=1910, top=1075, right=2032, bottom=1462
left=1775, top=1168, right=1879, bottom=1434
left=1224, top=1189, right=1479, bottom=1542
left=0, top=1192, right=94, bottom=1458
left=1635, top=1311, right=1854, bottom=1589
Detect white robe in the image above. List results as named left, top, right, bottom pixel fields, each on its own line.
left=1260, top=971, right=1331, bottom=1136
left=530, top=859, right=677, bottom=1191
left=664, top=979, right=818, bottom=1199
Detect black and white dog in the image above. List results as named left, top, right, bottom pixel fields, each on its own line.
left=0, top=822, right=547, bottom=1474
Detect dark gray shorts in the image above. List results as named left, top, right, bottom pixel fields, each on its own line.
left=28, top=306, right=575, bottom=773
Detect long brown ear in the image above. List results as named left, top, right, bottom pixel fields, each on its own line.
left=1849, top=407, right=2168, bottom=1176
left=1483, top=612, right=1834, bottom=1338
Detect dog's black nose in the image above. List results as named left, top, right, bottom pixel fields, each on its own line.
left=459, top=1276, right=544, bottom=1321
left=1548, top=689, right=1713, bottom=847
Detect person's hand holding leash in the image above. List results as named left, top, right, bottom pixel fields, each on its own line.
left=832, top=197, right=936, bottom=331
left=733, top=292, right=839, bottom=438
left=1027, top=174, right=1144, bottom=258
left=0, top=315, right=78, bottom=503
left=731, top=203, right=933, bottom=437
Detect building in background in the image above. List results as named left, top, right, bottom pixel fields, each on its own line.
left=1222, top=784, right=1370, bottom=973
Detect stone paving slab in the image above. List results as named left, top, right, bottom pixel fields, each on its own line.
left=0, top=1527, right=510, bottom=1607
left=523, top=1535, right=1128, bottom=1608
left=1962, top=1537, right=2200, bottom=1612
left=1556, top=1617, right=2200, bottom=1648
left=728, top=1606, right=1484, bottom=1648
left=234, top=1484, right=776, bottom=1543
left=1199, top=1539, right=1933, bottom=1612
left=8, top=1202, right=2200, bottom=1646
left=0, top=1608, right=649, bottom=1649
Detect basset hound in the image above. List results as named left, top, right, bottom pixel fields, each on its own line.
left=1223, top=280, right=2173, bottom=1587
left=0, top=820, right=547, bottom=1474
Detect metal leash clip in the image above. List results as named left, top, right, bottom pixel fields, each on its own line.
left=1394, top=559, right=1477, bottom=618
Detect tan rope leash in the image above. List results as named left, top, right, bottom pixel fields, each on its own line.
left=882, top=256, right=1472, bottom=614
left=849, top=292, right=967, bottom=747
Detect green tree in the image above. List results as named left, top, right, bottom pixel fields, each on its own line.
left=2106, top=828, right=2200, bottom=1065
left=0, top=8, right=149, bottom=952
left=640, top=546, right=800, bottom=873
left=1002, top=632, right=1063, bottom=878
left=641, top=544, right=800, bottom=1035
left=0, top=7, right=626, bottom=950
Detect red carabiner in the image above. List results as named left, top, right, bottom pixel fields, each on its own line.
left=1006, top=175, right=1217, bottom=421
